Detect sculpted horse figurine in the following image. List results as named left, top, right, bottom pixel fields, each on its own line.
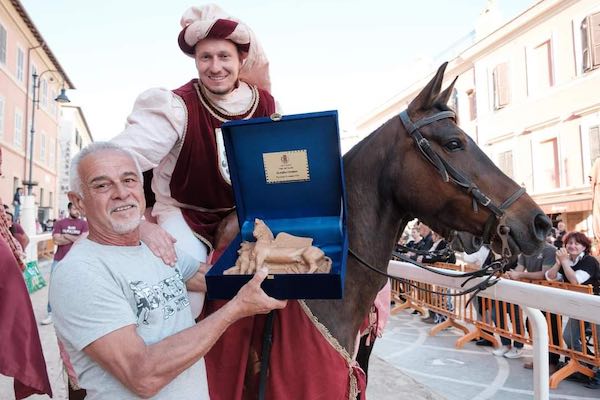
left=204, top=62, right=551, bottom=400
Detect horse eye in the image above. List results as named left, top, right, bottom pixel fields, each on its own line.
left=444, top=139, right=462, bottom=151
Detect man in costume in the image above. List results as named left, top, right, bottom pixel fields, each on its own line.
left=50, top=142, right=286, bottom=399
left=112, top=2, right=276, bottom=312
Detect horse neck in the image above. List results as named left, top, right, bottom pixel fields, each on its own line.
left=344, top=118, right=408, bottom=267
left=305, top=119, right=411, bottom=353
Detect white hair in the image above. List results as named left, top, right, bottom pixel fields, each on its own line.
left=69, top=142, right=143, bottom=196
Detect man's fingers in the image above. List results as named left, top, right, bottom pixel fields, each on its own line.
left=251, top=267, right=269, bottom=285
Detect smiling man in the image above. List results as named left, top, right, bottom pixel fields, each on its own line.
left=49, top=142, right=286, bottom=399
left=111, top=4, right=276, bottom=281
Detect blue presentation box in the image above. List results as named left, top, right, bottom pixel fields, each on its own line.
left=206, top=111, right=348, bottom=300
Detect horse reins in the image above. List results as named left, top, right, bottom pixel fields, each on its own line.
left=349, top=108, right=527, bottom=299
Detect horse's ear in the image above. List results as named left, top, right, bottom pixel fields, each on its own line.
left=436, top=75, right=458, bottom=106
left=408, top=62, right=448, bottom=111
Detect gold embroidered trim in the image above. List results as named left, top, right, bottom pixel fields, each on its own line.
left=298, top=301, right=359, bottom=399
left=192, top=231, right=214, bottom=253
left=172, top=92, right=188, bottom=150
left=194, top=82, right=260, bottom=123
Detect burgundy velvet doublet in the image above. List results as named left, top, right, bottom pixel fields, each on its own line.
left=170, top=79, right=275, bottom=246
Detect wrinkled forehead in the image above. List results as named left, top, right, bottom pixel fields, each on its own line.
left=80, top=150, right=140, bottom=182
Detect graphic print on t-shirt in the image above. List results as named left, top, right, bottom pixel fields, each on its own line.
left=62, top=225, right=83, bottom=235
left=129, top=269, right=190, bottom=325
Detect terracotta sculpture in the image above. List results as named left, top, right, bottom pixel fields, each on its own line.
left=224, top=219, right=332, bottom=274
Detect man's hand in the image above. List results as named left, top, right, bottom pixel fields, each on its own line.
left=505, top=270, right=522, bottom=280
left=231, top=267, right=287, bottom=319
left=139, top=220, right=177, bottom=266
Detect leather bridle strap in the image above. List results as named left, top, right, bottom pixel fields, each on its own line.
left=398, top=109, right=526, bottom=252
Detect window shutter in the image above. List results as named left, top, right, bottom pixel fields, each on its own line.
left=0, top=25, right=6, bottom=65
left=493, top=63, right=510, bottom=109
left=590, top=125, right=600, bottom=165
left=498, top=150, right=514, bottom=179
left=591, top=12, right=600, bottom=68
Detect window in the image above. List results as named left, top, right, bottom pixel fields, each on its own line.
left=497, top=150, right=514, bottom=179
left=534, top=138, right=560, bottom=192
left=50, top=89, right=57, bottom=115
left=49, top=191, right=53, bottom=208
left=582, top=12, right=600, bottom=72
left=49, top=137, right=55, bottom=167
left=492, top=62, right=511, bottom=109
left=39, top=132, right=46, bottom=162
left=14, top=109, right=23, bottom=148
left=16, top=47, right=24, bottom=82
left=41, top=79, right=48, bottom=108
left=39, top=187, right=44, bottom=207
left=75, top=129, right=82, bottom=149
left=528, top=40, right=554, bottom=94
left=0, top=95, right=4, bottom=138
left=450, top=88, right=459, bottom=119
left=467, top=89, right=477, bottom=121
left=590, top=125, right=600, bottom=165
left=0, top=24, right=6, bottom=65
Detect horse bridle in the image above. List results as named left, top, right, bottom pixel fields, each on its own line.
left=398, top=109, right=525, bottom=258
left=348, top=108, right=527, bottom=301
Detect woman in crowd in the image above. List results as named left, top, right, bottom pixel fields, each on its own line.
left=545, top=231, right=600, bottom=354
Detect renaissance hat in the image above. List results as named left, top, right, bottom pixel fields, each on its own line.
left=178, top=4, right=271, bottom=92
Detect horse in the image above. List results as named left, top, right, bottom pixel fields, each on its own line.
left=204, top=62, right=551, bottom=399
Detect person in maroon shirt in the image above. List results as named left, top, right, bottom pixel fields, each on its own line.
left=0, top=146, right=52, bottom=398
left=41, top=202, right=88, bottom=325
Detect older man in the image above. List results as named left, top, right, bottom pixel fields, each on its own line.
left=50, top=142, right=286, bottom=399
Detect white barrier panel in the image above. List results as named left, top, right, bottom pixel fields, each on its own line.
left=27, top=232, right=52, bottom=263
left=387, top=260, right=600, bottom=400
left=388, top=261, right=600, bottom=324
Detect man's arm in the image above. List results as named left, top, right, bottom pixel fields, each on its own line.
left=52, top=233, right=76, bottom=245
left=83, top=268, right=286, bottom=398
left=185, top=262, right=210, bottom=292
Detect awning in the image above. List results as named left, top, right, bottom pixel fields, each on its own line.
left=538, top=199, right=592, bottom=214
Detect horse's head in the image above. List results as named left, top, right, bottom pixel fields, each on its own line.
left=388, top=62, right=551, bottom=255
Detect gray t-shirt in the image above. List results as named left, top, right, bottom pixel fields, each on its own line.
left=518, top=243, right=556, bottom=273
left=49, top=238, right=208, bottom=399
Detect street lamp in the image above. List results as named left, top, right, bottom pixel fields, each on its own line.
left=22, top=70, right=70, bottom=195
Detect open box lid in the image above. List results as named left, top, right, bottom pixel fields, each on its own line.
left=221, top=110, right=346, bottom=241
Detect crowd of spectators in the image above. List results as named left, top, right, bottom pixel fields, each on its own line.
left=396, top=218, right=600, bottom=390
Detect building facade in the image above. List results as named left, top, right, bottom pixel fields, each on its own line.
left=57, top=105, right=93, bottom=213
left=0, top=0, right=74, bottom=221
left=355, top=0, right=600, bottom=235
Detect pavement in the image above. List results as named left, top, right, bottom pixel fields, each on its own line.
left=1, top=261, right=597, bottom=399
left=372, top=310, right=599, bottom=400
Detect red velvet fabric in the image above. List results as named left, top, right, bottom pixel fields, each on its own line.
left=0, top=239, right=52, bottom=399
left=204, top=300, right=366, bottom=400
left=170, top=79, right=276, bottom=247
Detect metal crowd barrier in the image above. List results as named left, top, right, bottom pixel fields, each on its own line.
left=388, top=261, right=600, bottom=396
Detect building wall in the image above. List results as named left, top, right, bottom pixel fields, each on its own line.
left=355, top=0, right=600, bottom=235
left=58, top=105, right=93, bottom=214
left=0, top=0, right=70, bottom=221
